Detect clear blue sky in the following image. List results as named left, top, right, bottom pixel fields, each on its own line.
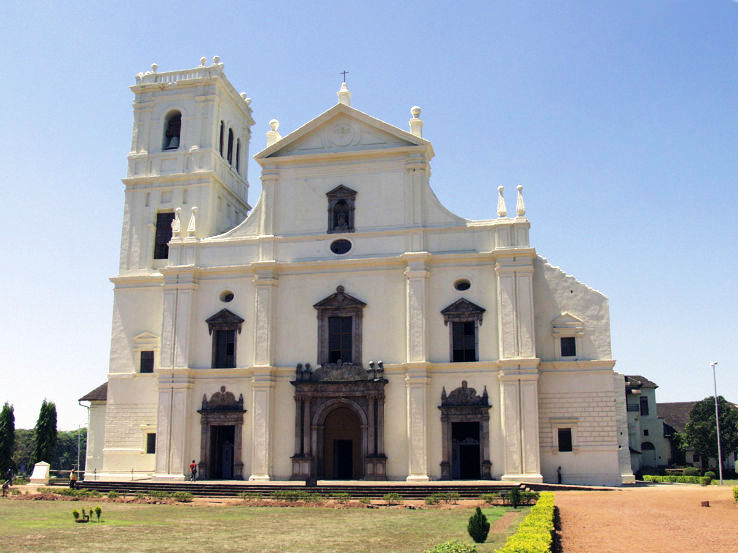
left=1, top=1, right=736, bottom=430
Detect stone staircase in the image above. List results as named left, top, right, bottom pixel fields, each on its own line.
left=78, top=480, right=526, bottom=499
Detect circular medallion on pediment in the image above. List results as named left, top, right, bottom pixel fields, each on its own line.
left=328, top=122, right=356, bottom=147
left=330, top=239, right=352, bottom=255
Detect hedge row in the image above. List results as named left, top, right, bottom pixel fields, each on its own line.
left=495, top=492, right=555, bottom=553
left=733, top=486, right=737, bottom=503
left=643, top=475, right=710, bottom=485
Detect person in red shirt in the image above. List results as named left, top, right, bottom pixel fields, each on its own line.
left=189, top=460, right=197, bottom=481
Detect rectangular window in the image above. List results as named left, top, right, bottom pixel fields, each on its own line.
left=153, top=212, right=176, bottom=259
left=560, top=336, right=576, bottom=357
left=146, top=433, right=156, bottom=454
left=452, top=321, right=477, bottom=362
left=558, top=428, right=573, bottom=452
left=640, top=396, right=649, bottom=416
left=328, top=316, right=353, bottom=363
left=213, top=329, right=236, bottom=368
left=140, top=350, right=154, bottom=373
left=643, top=429, right=649, bottom=436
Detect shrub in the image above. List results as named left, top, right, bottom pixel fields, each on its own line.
left=107, top=491, right=120, bottom=499
left=359, top=497, right=371, bottom=505
left=520, top=491, right=540, bottom=505
left=496, top=492, right=555, bottom=553
left=383, top=492, right=403, bottom=505
left=699, top=476, right=711, bottom=486
left=467, top=507, right=490, bottom=543
left=72, top=509, right=79, bottom=521
left=333, top=492, right=350, bottom=503
left=683, top=467, right=700, bottom=476
left=94, top=506, right=102, bottom=521
left=508, top=487, right=522, bottom=508
left=479, top=493, right=499, bottom=504
left=643, top=475, right=708, bottom=484
left=425, top=495, right=440, bottom=505
left=173, top=491, right=193, bottom=503
left=704, top=471, right=716, bottom=480
left=149, top=490, right=172, bottom=499
left=733, top=486, right=737, bottom=503
left=238, top=491, right=262, bottom=501
left=424, top=541, right=478, bottom=553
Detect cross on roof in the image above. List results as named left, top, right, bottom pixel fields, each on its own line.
left=340, top=70, right=349, bottom=83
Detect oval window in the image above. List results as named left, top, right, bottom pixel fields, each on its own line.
left=330, top=239, right=352, bottom=255
left=219, top=290, right=234, bottom=302
left=454, top=279, right=471, bottom=291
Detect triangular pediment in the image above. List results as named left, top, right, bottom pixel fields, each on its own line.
left=205, top=309, right=245, bottom=334
left=552, top=312, right=584, bottom=335
left=255, top=103, right=431, bottom=160
left=441, top=298, right=486, bottom=325
left=313, top=285, right=366, bottom=310
left=326, top=185, right=357, bottom=199
left=133, top=331, right=159, bottom=345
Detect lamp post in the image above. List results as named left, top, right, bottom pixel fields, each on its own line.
left=710, top=361, right=723, bottom=486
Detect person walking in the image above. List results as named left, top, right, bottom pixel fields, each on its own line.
left=189, top=460, right=197, bottom=481
left=6, top=467, right=12, bottom=486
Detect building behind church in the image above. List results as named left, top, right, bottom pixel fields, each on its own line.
left=79, top=58, right=633, bottom=486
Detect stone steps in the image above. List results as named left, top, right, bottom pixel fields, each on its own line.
left=78, top=481, right=525, bottom=499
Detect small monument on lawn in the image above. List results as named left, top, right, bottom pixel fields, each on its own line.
left=30, top=461, right=51, bottom=485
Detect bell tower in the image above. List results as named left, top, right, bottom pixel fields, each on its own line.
left=119, top=57, right=254, bottom=274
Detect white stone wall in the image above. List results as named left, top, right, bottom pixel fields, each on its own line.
left=84, top=402, right=106, bottom=479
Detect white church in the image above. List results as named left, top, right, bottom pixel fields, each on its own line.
left=80, top=57, right=634, bottom=486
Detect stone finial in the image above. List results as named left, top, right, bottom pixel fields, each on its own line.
left=213, top=55, right=221, bottom=64
left=337, top=82, right=351, bottom=106
left=200, top=57, right=207, bottom=66
left=171, top=207, right=182, bottom=236
left=409, top=106, right=423, bottom=138
left=151, top=63, right=158, bottom=73
left=266, top=119, right=281, bottom=147
left=187, top=206, right=198, bottom=237
left=496, top=186, right=507, bottom=217
left=516, top=184, right=526, bottom=217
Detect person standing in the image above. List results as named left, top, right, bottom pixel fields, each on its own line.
left=189, top=460, right=197, bottom=481
left=557, top=466, right=562, bottom=484
left=69, top=468, right=78, bottom=489
left=6, top=468, right=12, bottom=486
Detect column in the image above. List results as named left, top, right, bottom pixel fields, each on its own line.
left=404, top=252, right=430, bottom=363
left=498, top=369, right=542, bottom=482
left=495, top=257, right=535, bottom=359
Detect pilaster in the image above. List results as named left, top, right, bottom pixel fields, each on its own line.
left=250, top=368, right=275, bottom=481
left=495, top=256, right=536, bottom=359
left=154, top=369, right=194, bottom=479
left=403, top=252, right=430, bottom=363
left=498, top=366, right=542, bottom=482
left=405, top=365, right=430, bottom=481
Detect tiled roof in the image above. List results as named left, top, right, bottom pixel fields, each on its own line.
left=657, top=402, right=696, bottom=433
left=625, top=375, right=658, bottom=389
left=78, top=382, right=108, bottom=402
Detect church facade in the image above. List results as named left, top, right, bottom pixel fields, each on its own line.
left=81, top=58, right=633, bottom=486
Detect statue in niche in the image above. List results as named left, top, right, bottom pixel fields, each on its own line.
left=333, top=200, right=350, bottom=231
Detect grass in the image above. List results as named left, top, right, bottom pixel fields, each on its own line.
left=712, top=479, right=738, bottom=486
left=0, top=500, right=528, bottom=553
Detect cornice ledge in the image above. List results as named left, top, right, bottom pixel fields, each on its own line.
left=539, top=360, right=616, bottom=370
left=110, top=273, right=164, bottom=286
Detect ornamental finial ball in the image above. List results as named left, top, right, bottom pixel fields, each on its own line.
left=498, top=185, right=504, bottom=192
left=213, top=55, right=221, bottom=64
left=240, top=92, right=247, bottom=99
left=200, top=57, right=207, bottom=66
left=411, top=106, right=421, bottom=118
left=517, top=184, right=523, bottom=191
left=269, top=119, right=279, bottom=131
left=151, top=63, right=158, bottom=72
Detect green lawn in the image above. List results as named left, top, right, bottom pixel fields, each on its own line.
left=0, top=499, right=528, bottom=553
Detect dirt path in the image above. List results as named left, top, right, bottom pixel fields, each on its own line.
left=556, top=485, right=737, bottom=553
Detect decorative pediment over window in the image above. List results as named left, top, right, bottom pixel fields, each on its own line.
left=327, top=185, right=357, bottom=201
left=133, top=331, right=159, bottom=347
left=440, top=381, right=490, bottom=408
left=551, top=312, right=584, bottom=336
left=313, top=286, right=366, bottom=311
left=205, top=309, right=245, bottom=335
left=441, top=298, right=486, bottom=326
left=198, top=386, right=245, bottom=413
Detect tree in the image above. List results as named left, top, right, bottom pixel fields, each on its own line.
left=684, top=396, right=738, bottom=468
left=55, top=429, right=86, bottom=470
left=467, top=507, right=490, bottom=543
left=31, top=400, right=57, bottom=466
left=12, top=429, right=33, bottom=475
left=0, top=403, right=15, bottom=475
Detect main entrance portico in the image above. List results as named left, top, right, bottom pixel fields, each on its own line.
left=291, top=362, right=387, bottom=480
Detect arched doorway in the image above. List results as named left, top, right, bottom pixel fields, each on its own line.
left=323, top=407, right=362, bottom=479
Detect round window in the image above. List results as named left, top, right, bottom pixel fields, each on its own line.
left=454, top=279, right=471, bottom=291
left=330, top=239, right=352, bottom=255
left=219, top=290, right=234, bottom=302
